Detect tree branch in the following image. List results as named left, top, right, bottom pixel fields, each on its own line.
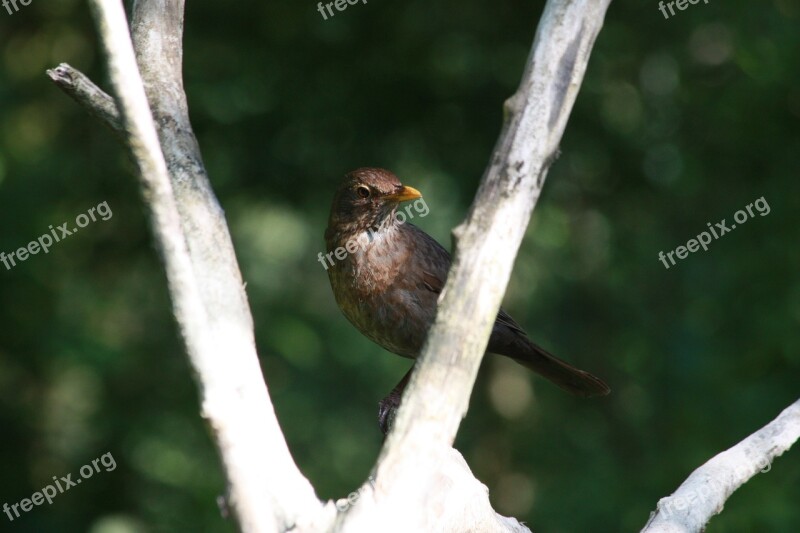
left=77, top=1, right=325, bottom=531
left=53, top=0, right=618, bottom=530
left=642, top=398, right=800, bottom=533
left=50, top=1, right=798, bottom=531
left=336, top=1, right=613, bottom=530
left=46, top=63, right=123, bottom=135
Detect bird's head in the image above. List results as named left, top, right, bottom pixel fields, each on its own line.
left=326, top=168, right=422, bottom=241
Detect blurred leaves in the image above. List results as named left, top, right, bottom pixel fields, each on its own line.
left=0, top=0, right=798, bottom=531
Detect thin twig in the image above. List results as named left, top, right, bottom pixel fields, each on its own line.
left=46, top=63, right=123, bottom=134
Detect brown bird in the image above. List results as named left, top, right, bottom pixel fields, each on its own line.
left=323, top=168, right=610, bottom=433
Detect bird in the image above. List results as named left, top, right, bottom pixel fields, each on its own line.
left=323, top=167, right=610, bottom=433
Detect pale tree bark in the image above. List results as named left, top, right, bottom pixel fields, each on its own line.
left=337, top=0, right=613, bottom=531
left=642, top=398, right=800, bottom=533
left=47, top=0, right=798, bottom=532
left=60, top=1, right=326, bottom=532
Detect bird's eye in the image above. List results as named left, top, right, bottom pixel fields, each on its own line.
left=356, top=186, right=370, bottom=199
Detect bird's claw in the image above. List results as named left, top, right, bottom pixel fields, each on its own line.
left=378, top=393, right=401, bottom=435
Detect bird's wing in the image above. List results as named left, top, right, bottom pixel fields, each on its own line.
left=404, top=224, right=527, bottom=332
left=404, top=223, right=451, bottom=295
left=404, top=223, right=523, bottom=335
left=401, top=224, right=610, bottom=398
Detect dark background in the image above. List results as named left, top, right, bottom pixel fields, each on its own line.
left=0, top=0, right=798, bottom=531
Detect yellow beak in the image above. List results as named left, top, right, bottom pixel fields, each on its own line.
left=386, top=185, right=422, bottom=203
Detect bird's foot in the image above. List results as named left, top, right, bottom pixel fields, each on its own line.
left=378, top=366, right=414, bottom=435
left=378, top=392, right=401, bottom=435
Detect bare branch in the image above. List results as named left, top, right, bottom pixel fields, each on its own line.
left=46, top=63, right=123, bottom=134
left=82, top=0, right=324, bottom=531
left=55, top=0, right=618, bottom=530
left=50, top=0, right=796, bottom=531
left=642, top=398, right=800, bottom=533
left=338, top=447, right=532, bottom=532
left=337, top=1, right=613, bottom=530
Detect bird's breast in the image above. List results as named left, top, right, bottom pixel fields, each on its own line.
left=327, top=228, right=428, bottom=357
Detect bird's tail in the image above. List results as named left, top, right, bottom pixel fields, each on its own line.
left=507, top=340, right=611, bottom=398
left=489, top=310, right=611, bottom=397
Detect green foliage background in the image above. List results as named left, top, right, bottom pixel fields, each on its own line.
left=0, top=0, right=798, bottom=531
